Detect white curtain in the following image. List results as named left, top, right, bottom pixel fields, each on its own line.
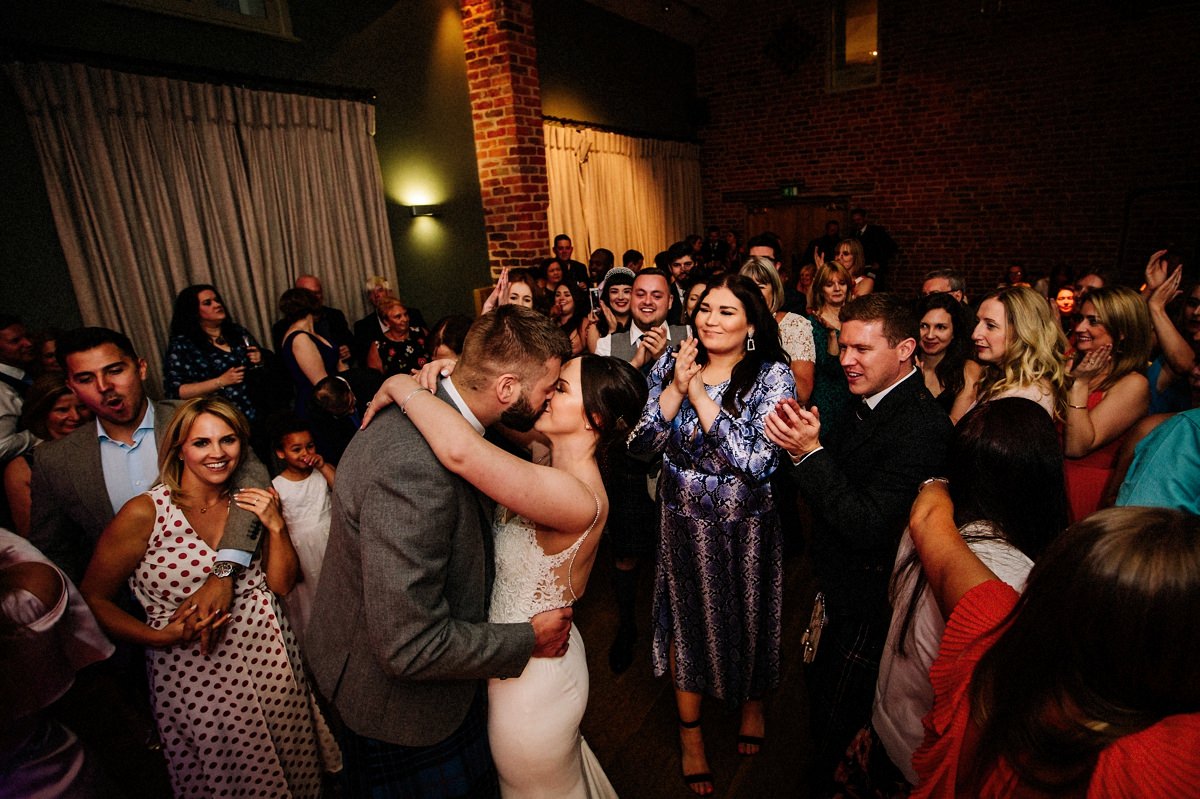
left=6, top=61, right=396, bottom=393
left=544, top=121, right=701, bottom=261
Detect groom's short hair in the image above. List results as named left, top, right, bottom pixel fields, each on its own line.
left=456, top=305, right=572, bottom=388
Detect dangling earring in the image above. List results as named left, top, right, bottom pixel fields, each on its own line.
left=746, top=331, right=756, bottom=352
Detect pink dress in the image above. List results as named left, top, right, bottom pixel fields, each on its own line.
left=130, top=485, right=340, bottom=798
left=1063, top=390, right=1125, bottom=522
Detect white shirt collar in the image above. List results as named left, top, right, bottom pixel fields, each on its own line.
left=0, top=363, right=26, bottom=381
left=629, top=322, right=677, bottom=345
left=441, top=376, right=485, bottom=435
left=864, top=366, right=918, bottom=410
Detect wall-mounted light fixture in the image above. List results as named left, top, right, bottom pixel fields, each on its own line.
left=407, top=204, right=442, bottom=217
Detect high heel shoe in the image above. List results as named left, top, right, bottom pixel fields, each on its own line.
left=679, top=716, right=714, bottom=795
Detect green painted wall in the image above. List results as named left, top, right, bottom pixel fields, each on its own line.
left=0, top=0, right=489, bottom=329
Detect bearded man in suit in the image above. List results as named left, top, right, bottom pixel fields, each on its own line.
left=766, top=294, right=951, bottom=789
left=305, top=305, right=575, bottom=798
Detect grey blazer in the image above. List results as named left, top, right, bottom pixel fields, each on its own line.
left=28, top=399, right=267, bottom=582
left=304, top=390, right=535, bottom=747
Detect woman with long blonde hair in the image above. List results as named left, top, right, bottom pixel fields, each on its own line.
left=969, top=286, right=1067, bottom=417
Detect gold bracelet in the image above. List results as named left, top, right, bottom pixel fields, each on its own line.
left=400, top=386, right=432, bottom=415
left=1067, top=403, right=1088, bottom=409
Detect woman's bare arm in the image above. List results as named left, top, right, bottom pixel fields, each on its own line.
left=948, top=360, right=983, bottom=424
left=908, top=481, right=998, bottom=619
left=790, top=359, right=815, bottom=407
left=290, top=333, right=332, bottom=387
left=81, top=496, right=211, bottom=647
left=389, top=375, right=600, bottom=535
left=4, top=456, right=32, bottom=536
left=1063, top=357, right=1150, bottom=457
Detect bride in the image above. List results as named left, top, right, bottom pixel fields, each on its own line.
left=369, top=353, right=647, bottom=798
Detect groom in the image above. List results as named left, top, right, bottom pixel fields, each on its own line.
left=306, top=306, right=575, bottom=797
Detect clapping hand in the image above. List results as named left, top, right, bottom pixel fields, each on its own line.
left=1144, top=249, right=1170, bottom=291
left=1148, top=264, right=1184, bottom=312
left=671, top=338, right=703, bottom=396
left=482, top=268, right=512, bottom=314
left=632, top=325, right=670, bottom=369
left=596, top=301, right=617, bottom=331
left=764, top=398, right=822, bottom=458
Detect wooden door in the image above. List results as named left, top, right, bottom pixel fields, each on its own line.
left=746, top=203, right=847, bottom=270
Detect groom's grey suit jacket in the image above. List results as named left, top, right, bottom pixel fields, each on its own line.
left=304, top=388, right=535, bottom=747
left=28, top=398, right=267, bottom=582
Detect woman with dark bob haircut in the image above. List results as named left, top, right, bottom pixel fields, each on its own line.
left=628, top=273, right=796, bottom=793
left=839, top=398, right=1067, bottom=793
left=163, top=284, right=264, bottom=420
left=279, top=287, right=347, bottom=417
left=904, top=494, right=1200, bottom=796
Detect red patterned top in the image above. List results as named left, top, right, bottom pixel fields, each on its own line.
left=911, top=580, right=1200, bottom=798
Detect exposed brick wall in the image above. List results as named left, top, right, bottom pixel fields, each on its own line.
left=696, top=0, right=1200, bottom=296
left=461, top=0, right=548, bottom=276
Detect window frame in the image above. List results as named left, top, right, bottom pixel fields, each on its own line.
left=102, top=0, right=295, bottom=40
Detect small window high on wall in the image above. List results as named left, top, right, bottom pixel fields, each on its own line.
left=103, top=0, right=293, bottom=38
left=830, top=0, right=879, bottom=91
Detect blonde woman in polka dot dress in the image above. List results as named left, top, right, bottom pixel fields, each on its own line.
left=82, top=397, right=340, bottom=797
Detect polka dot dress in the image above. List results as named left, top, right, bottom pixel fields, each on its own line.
left=130, top=485, right=341, bottom=798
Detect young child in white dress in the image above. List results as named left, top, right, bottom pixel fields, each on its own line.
left=271, top=418, right=335, bottom=648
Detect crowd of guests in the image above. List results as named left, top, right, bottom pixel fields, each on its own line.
left=1, top=221, right=1199, bottom=798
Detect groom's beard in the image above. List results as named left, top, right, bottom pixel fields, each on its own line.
left=500, top=391, right=543, bottom=432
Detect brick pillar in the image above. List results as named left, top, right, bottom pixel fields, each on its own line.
left=461, top=0, right=548, bottom=276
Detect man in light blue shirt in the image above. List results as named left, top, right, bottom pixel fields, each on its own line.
left=97, top=401, right=160, bottom=516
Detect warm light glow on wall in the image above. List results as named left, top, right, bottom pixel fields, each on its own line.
left=386, top=159, right=447, bottom=207
left=406, top=215, right=447, bottom=250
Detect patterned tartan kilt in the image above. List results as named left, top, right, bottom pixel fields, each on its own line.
left=338, top=686, right=499, bottom=799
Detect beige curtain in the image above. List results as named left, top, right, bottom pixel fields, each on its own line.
left=5, top=61, right=396, bottom=393
left=544, top=121, right=701, bottom=262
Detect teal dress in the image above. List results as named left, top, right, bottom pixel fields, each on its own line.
left=807, top=313, right=852, bottom=442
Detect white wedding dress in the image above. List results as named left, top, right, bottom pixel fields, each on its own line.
left=487, top=502, right=619, bottom=799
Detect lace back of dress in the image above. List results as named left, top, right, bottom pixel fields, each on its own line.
left=489, top=493, right=602, bottom=624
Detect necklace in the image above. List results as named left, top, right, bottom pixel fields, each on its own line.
left=209, top=334, right=228, bottom=347
left=195, top=494, right=229, bottom=514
